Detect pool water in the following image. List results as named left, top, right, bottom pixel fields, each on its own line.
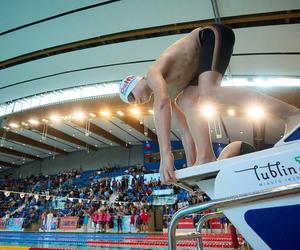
left=0, top=232, right=187, bottom=250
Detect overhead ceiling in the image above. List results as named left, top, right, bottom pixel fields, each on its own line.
left=0, top=0, right=299, bottom=172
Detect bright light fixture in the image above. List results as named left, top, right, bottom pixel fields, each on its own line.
left=9, top=122, right=19, bottom=128
left=50, top=115, right=61, bottom=122
left=148, top=109, right=154, bottom=115
left=247, top=106, right=265, bottom=119
left=73, top=111, right=85, bottom=120
left=28, top=119, right=39, bottom=125
left=100, top=110, right=110, bottom=117
left=117, top=111, right=124, bottom=116
left=2, top=77, right=300, bottom=118
left=227, top=109, right=235, bottom=116
left=201, top=104, right=216, bottom=118
left=130, top=108, right=140, bottom=115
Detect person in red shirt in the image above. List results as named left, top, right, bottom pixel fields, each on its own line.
left=40, top=211, right=46, bottom=232
left=130, top=208, right=136, bottom=232
left=137, top=209, right=143, bottom=232
left=92, top=212, right=98, bottom=232
left=142, top=208, right=149, bottom=232
left=97, top=209, right=104, bottom=232
left=104, top=209, right=111, bottom=232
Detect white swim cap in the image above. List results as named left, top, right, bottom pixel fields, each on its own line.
left=119, top=75, right=142, bottom=103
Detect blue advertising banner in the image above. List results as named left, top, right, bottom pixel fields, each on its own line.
left=7, top=218, right=24, bottom=231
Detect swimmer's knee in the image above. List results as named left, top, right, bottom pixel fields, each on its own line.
left=176, top=87, right=199, bottom=110
left=198, top=71, right=222, bottom=100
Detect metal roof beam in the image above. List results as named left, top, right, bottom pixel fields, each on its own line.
left=118, top=116, right=158, bottom=142
left=0, top=161, right=18, bottom=168
left=73, top=121, right=129, bottom=148
left=0, top=146, right=42, bottom=161
left=31, top=124, right=97, bottom=151
left=0, top=129, right=67, bottom=155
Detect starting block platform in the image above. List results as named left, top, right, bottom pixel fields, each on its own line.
left=170, top=125, right=300, bottom=250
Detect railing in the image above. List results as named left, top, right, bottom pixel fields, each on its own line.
left=196, top=211, right=224, bottom=250
left=168, top=183, right=300, bottom=250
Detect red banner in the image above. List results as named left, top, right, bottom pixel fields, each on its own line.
left=59, top=217, right=79, bottom=230
left=177, top=217, right=194, bottom=229
left=177, top=217, right=222, bottom=229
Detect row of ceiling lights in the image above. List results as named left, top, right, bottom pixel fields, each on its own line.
left=0, top=105, right=266, bottom=163
left=5, top=108, right=154, bottom=129
left=1, top=109, right=154, bottom=165
left=5, top=104, right=266, bottom=130
left=2, top=105, right=267, bottom=152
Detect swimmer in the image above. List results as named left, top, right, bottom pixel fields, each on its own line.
left=119, top=24, right=300, bottom=184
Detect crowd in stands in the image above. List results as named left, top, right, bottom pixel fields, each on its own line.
left=0, top=164, right=203, bottom=232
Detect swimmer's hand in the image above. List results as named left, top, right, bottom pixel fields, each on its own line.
left=159, top=152, right=177, bottom=185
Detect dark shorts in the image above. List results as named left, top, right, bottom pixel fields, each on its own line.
left=198, top=24, right=235, bottom=76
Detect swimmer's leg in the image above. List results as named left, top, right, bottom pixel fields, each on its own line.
left=177, top=86, right=216, bottom=166
left=171, top=100, right=196, bottom=166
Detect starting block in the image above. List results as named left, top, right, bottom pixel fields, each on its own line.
left=172, top=125, right=300, bottom=250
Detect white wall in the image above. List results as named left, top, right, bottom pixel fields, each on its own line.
left=1, top=145, right=143, bottom=179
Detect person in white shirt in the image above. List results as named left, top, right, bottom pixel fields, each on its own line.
left=3, top=211, right=10, bottom=229
left=46, top=210, right=53, bottom=232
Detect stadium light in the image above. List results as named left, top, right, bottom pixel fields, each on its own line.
left=100, top=110, right=111, bottom=117
left=227, top=109, right=235, bottom=116
left=247, top=105, right=265, bottom=119
left=73, top=111, right=85, bottom=120
left=117, top=111, right=124, bottom=116
left=201, top=104, right=216, bottom=118
left=9, top=122, right=19, bottom=128
left=130, top=108, right=140, bottom=115
left=28, top=119, right=39, bottom=125
left=50, top=115, right=61, bottom=123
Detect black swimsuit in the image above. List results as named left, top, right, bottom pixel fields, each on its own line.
left=198, top=24, right=235, bottom=76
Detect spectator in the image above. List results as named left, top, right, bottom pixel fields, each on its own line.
left=137, top=209, right=143, bottom=232
left=3, top=211, right=10, bottom=229
left=98, top=209, right=104, bottom=233
left=117, top=207, right=123, bottom=232
left=129, top=208, right=136, bottom=232
left=92, top=212, right=98, bottom=232
left=141, top=208, right=149, bottom=232
left=40, top=211, right=47, bottom=232
left=104, top=208, right=111, bottom=232
left=46, top=210, right=53, bottom=232
left=82, top=211, right=89, bottom=232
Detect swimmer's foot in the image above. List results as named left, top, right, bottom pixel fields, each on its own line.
left=284, top=113, right=300, bottom=135
left=192, top=157, right=216, bottom=167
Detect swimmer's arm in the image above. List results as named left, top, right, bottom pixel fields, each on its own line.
left=147, top=67, right=176, bottom=184
left=171, top=101, right=195, bottom=167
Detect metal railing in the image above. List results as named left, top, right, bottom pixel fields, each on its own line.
left=168, top=183, right=300, bottom=250
left=196, top=211, right=224, bottom=250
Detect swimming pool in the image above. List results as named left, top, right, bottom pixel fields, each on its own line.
left=0, top=232, right=183, bottom=250
left=0, top=231, right=235, bottom=249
